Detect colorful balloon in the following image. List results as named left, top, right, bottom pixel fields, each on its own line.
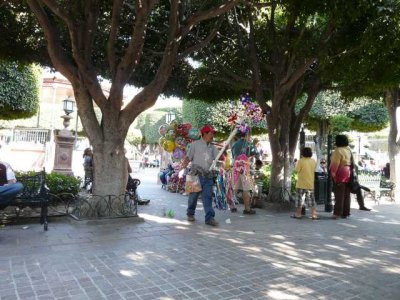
left=158, top=124, right=168, bottom=136
left=159, top=137, right=166, bottom=147
left=169, top=119, right=178, bottom=129
left=175, top=136, right=187, bottom=149
left=165, top=129, right=176, bottom=140
left=188, top=128, right=200, bottom=140
left=163, top=140, right=176, bottom=152
left=172, top=148, right=186, bottom=160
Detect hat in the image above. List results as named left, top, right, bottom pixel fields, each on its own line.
left=200, top=125, right=216, bottom=134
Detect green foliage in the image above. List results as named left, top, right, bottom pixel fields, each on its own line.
left=15, top=171, right=80, bottom=196
left=349, top=102, right=388, bottom=132
left=182, top=98, right=210, bottom=129
left=182, top=98, right=267, bottom=139
left=261, top=164, right=297, bottom=195
left=45, top=173, right=81, bottom=196
left=330, top=115, right=353, bottom=137
left=0, top=60, right=40, bottom=120
left=126, top=128, right=143, bottom=147
left=135, top=108, right=182, bottom=144
left=304, top=91, right=388, bottom=133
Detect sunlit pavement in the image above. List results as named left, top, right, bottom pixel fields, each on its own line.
left=1, top=168, right=399, bottom=300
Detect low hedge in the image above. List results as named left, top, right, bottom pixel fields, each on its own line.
left=15, top=171, right=81, bottom=196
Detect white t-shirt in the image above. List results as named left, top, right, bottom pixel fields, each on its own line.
left=0, top=161, right=16, bottom=182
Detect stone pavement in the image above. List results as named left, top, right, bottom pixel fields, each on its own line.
left=1, top=168, right=400, bottom=300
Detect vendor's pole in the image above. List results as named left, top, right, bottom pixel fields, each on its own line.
left=209, top=127, right=238, bottom=171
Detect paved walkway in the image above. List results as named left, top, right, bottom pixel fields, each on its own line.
left=1, top=168, right=399, bottom=300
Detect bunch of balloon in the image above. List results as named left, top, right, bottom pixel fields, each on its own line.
left=158, top=120, right=201, bottom=161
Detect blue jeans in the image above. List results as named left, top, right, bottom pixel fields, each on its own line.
left=0, top=183, right=23, bottom=205
left=187, top=176, right=215, bottom=222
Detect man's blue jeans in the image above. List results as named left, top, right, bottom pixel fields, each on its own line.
left=0, top=183, right=23, bottom=205
left=187, top=175, right=215, bottom=222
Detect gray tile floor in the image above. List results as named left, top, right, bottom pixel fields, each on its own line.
left=1, top=168, right=399, bottom=299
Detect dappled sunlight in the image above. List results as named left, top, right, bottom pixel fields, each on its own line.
left=225, top=238, right=245, bottom=244
left=325, top=244, right=347, bottom=251
left=119, top=269, right=137, bottom=277
left=126, top=252, right=148, bottom=262
left=341, top=223, right=358, bottom=228
left=235, top=230, right=256, bottom=235
left=174, top=225, right=189, bottom=230
left=381, top=266, right=400, bottom=274
left=271, top=242, right=296, bottom=250
left=239, top=245, right=262, bottom=252
left=299, top=261, right=323, bottom=268
left=139, top=213, right=188, bottom=225
left=311, top=258, right=353, bottom=268
left=265, top=289, right=300, bottom=299
left=283, top=241, right=296, bottom=246
left=344, top=258, right=365, bottom=266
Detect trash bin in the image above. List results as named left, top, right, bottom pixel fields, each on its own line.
left=314, top=172, right=328, bottom=205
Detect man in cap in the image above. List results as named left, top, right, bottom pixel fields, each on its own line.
left=181, top=124, right=219, bottom=226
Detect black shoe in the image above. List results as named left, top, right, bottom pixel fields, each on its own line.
left=359, top=207, right=371, bottom=211
left=137, top=199, right=150, bottom=205
left=301, top=206, right=306, bottom=216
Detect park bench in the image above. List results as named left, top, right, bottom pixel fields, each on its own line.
left=0, top=169, right=50, bottom=230
left=357, top=170, right=395, bottom=204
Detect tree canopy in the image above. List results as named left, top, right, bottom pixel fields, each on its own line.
left=0, top=0, right=242, bottom=201
left=0, top=60, right=40, bottom=120
left=181, top=0, right=393, bottom=202
left=303, top=92, right=388, bottom=133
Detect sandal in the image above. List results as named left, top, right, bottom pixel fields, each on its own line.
left=310, top=216, right=320, bottom=220
left=243, top=209, right=256, bottom=215
left=290, top=215, right=302, bottom=219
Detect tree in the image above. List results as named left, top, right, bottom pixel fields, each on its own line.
left=186, top=1, right=385, bottom=203
left=327, top=1, right=400, bottom=185
left=0, top=60, right=40, bottom=120
left=303, top=91, right=388, bottom=158
left=1, top=1, right=241, bottom=204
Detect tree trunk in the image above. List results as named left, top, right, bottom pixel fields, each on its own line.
left=384, top=89, right=400, bottom=201
left=92, top=142, right=127, bottom=197
left=266, top=92, right=293, bottom=205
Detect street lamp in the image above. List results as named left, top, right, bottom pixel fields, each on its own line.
left=166, top=111, right=176, bottom=123
left=63, top=97, right=75, bottom=115
left=60, top=97, right=75, bottom=135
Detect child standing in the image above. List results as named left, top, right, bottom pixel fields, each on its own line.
left=291, top=147, right=319, bottom=220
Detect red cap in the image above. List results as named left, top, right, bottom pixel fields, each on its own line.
left=200, top=125, right=216, bottom=134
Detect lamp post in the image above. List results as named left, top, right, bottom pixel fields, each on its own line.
left=53, top=97, right=75, bottom=176
left=299, top=126, right=305, bottom=156
left=166, top=111, right=176, bottom=123
left=60, top=97, right=75, bottom=136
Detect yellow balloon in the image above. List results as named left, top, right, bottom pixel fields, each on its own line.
left=159, top=137, right=166, bottom=147
left=163, top=140, right=176, bottom=152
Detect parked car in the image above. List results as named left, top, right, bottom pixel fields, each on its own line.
left=149, top=159, right=160, bottom=168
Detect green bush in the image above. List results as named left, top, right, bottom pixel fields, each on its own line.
left=46, top=173, right=81, bottom=196
left=261, top=165, right=297, bottom=195
left=16, top=171, right=81, bottom=196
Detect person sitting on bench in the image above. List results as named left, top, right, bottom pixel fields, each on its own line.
left=0, top=161, right=23, bottom=205
left=125, top=150, right=149, bottom=205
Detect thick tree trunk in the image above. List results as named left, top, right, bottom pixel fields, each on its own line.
left=384, top=89, right=400, bottom=201
left=92, top=142, right=127, bottom=197
left=266, top=93, right=293, bottom=205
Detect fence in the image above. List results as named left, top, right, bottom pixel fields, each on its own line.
left=0, top=128, right=51, bottom=144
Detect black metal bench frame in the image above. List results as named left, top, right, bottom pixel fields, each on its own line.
left=0, top=170, right=49, bottom=231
